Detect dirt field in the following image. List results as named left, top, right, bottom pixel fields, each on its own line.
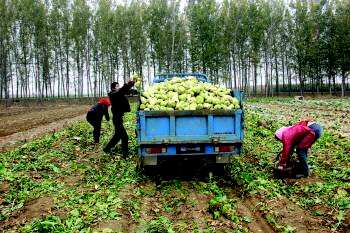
left=0, top=98, right=349, bottom=232
left=248, top=102, right=350, bottom=138
left=0, top=104, right=90, bottom=137
left=0, top=103, right=90, bottom=152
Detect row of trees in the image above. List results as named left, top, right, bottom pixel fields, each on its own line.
left=0, top=0, right=349, bottom=99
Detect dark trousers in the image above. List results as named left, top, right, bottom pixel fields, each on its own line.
left=86, top=112, right=101, bottom=143
left=296, top=148, right=309, bottom=176
left=104, top=115, right=128, bottom=155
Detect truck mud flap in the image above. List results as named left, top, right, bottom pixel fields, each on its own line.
left=143, top=156, right=157, bottom=166
left=216, top=155, right=230, bottom=164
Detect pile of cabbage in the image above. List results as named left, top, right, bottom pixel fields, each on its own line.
left=140, top=76, right=240, bottom=111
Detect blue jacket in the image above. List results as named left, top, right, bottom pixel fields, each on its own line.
left=88, top=104, right=110, bottom=122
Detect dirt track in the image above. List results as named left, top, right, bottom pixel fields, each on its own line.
left=0, top=104, right=90, bottom=152
left=0, top=104, right=90, bottom=137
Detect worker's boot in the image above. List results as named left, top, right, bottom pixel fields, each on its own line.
left=103, top=146, right=112, bottom=154
left=294, top=170, right=310, bottom=179
left=121, top=148, right=129, bottom=159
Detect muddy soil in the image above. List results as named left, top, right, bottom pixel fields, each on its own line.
left=0, top=104, right=90, bottom=137
left=0, top=197, right=54, bottom=231
left=0, top=114, right=87, bottom=152
left=0, top=103, right=91, bottom=152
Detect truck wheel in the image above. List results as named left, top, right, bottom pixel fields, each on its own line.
left=135, top=157, right=143, bottom=172
left=223, top=163, right=233, bottom=179
left=143, top=165, right=159, bottom=180
left=208, top=171, right=213, bottom=180
left=138, top=157, right=158, bottom=177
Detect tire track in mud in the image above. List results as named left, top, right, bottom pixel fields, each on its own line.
left=270, top=197, right=332, bottom=232
left=127, top=163, right=276, bottom=232
left=87, top=158, right=275, bottom=233
left=0, top=197, right=60, bottom=232
left=237, top=200, right=275, bottom=233
left=0, top=105, right=90, bottom=137
left=225, top=184, right=333, bottom=233
left=221, top=186, right=275, bottom=233
left=0, top=114, right=86, bottom=152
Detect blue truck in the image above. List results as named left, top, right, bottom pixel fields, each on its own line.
left=136, top=73, right=244, bottom=167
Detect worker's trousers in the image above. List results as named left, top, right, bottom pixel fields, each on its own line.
left=86, top=112, right=102, bottom=143
left=104, top=115, right=128, bottom=156
left=296, top=148, right=309, bottom=176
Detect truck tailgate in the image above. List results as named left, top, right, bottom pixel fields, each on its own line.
left=138, top=110, right=243, bottom=144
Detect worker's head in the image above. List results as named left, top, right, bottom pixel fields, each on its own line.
left=308, top=122, right=323, bottom=140
left=110, top=82, right=119, bottom=91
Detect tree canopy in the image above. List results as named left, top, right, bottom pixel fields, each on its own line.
left=0, top=0, right=349, bottom=98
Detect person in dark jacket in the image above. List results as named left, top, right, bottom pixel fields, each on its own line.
left=86, top=97, right=111, bottom=143
left=275, top=119, right=323, bottom=178
left=103, top=80, right=135, bottom=157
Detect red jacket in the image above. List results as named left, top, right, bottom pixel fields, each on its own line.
left=98, top=97, right=111, bottom=106
left=278, top=121, right=316, bottom=168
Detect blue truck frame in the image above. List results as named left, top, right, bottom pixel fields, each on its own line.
left=137, top=73, right=244, bottom=166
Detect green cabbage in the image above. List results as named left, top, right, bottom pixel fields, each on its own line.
left=140, top=76, right=240, bottom=111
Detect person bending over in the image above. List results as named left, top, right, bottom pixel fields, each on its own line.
left=275, top=119, right=323, bottom=178
left=86, top=97, right=110, bottom=144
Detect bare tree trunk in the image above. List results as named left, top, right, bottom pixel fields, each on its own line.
left=287, top=64, right=291, bottom=96
left=253, top=62, right=257, bottom=96
left=238, top=60, right=241, bottom=90
left=299, top=67, right=304, bottom=96
left=244, top=60, right=248, bottom=93
left=86, top=42, right=91, bottom=97
left=341, top=69, right=346, bottom=97
left=240, top=61, right=244, bottom=90
left=55, top=47, right=60, bottom=98
left=0, top=75, right=2, bottom=99
left=270, top=62, right=273, bottom=97
left=260, top=65, right=263, bottom=93
left=275, top=55, right=279, bottom=95
left=0, top=38, right=4, bottom=99
left=282, top=54, right=285, bottom=90
left=147, top=53, right=150, bottom=85
left=328, top=73, right=332, bottom=95
left=98, top=66, right=102, bottom=97
left=66, top=48, right=69, bottom=97
left=23, top=44, right=28, bottom=98
left=16, top=75, right=19, bottom=99
left=232, top=54, right=237, bottom=89
left=264, top=54, right=269, bottom=96
left=11, top=61, right=14, bottom=99
left=228, top=57, right=232, bottom=89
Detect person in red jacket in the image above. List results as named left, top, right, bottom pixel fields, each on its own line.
left=86, top=97, right=111, bottom=144
left=275, top=119, right=323, bottom=178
